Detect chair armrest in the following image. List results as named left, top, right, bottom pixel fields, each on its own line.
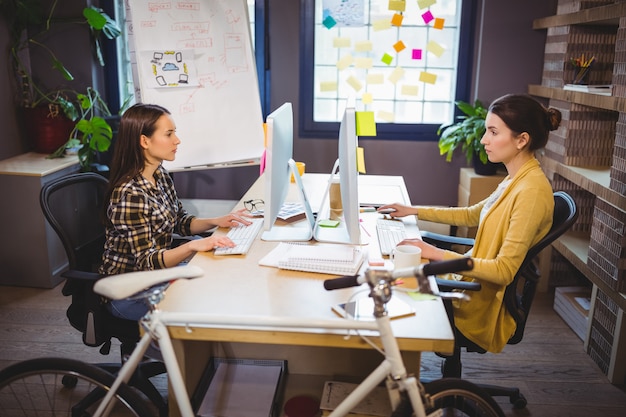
left=421, top=231, right=475, bottom=251
left=62, top=269, right=102, bottom=282
left=435, top=277, right=481, bottom=292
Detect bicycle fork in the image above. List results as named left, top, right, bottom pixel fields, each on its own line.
left=327, top=314, right=428, bottom=417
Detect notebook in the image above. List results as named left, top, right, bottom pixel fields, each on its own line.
left=259, top=242, right=365, bottom=275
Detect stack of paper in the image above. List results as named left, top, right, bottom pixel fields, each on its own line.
left=259, top=242, right=365, bottom=275
left=563, top=84, right=612, bottom=96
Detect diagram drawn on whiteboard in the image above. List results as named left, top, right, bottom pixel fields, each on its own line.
left=140, top=49, right=199, bottom=89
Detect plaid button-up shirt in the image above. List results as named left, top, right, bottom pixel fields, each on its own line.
left=99, top=166, right=194, bottom=275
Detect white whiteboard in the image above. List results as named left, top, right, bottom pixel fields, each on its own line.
left=126, top=0, right=265, bottom=171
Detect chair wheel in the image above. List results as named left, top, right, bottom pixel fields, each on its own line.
left=510, top=392, right=527, bottom=409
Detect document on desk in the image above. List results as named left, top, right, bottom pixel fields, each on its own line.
left=259, top=242, right=366, bottom=275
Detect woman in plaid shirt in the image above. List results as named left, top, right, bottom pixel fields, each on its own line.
left=100, top=103, right=253, bottom=319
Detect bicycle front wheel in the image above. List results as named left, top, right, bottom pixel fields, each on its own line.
left=423, top=378, right=505, bottom=417
left=0, top=357, right=155, bottom=417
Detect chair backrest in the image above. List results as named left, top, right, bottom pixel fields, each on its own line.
left=40, top=172, right=109, bottom=273
left=505, top=191, right=578, bottom=344
left=40, top=173, right=141, bottom=352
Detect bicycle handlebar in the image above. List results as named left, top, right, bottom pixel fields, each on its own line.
left=323, top=257, right=473, bottom=291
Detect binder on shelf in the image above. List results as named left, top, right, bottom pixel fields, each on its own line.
left=259, top=242, right=366, bottom=275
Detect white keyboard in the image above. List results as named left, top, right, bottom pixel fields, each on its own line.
left=376, top=218, right=407, bottom=256
left=214, top=218, right=264, bottom=255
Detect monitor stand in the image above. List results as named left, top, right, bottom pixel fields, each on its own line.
left=313, top=160, right=368, bottom=245
left=261, top=159, right=316, bottom=242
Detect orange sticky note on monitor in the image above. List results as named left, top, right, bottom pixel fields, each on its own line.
left=356, top=111, right=376, bottom=137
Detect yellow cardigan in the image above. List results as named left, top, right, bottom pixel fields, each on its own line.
left=416, top=158, right=554, bottom=352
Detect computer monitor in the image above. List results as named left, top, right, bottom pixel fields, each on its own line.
left=261, top=102, right=315, bottom=241
left=314, top=105, right=362, bottom=245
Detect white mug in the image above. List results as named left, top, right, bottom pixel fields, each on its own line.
left=390, top=245, right=422, bottom=270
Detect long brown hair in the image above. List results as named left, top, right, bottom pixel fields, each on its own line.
left=104, top=103, right=171, bottom=209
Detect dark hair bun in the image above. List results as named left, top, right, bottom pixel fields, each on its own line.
left=547, top=108, right=562, bottom=131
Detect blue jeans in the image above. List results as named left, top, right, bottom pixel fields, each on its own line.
left=107, top=298, right=150, bottom=321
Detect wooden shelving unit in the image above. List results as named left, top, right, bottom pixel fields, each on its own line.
left=531, top=1, right=626, bottom=383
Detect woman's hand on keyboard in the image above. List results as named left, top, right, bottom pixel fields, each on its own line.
left=188, top=235, right=236, bottom=252
left=377, top=203, right=417, bottom=218
left=212, top=208, right=254, bottom=228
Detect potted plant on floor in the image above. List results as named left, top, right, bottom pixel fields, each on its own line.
left=437, top=100, right=500, bottom=176
left=0, top=0, right=121, bottom=171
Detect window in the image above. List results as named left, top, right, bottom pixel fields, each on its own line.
left=300, top=0, right=476, bottom=140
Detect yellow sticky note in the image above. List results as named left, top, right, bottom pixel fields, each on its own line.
left=320, top=81, right=338, bottom=92
left=391, top=13, right=404, bottom=27
left=388, top=0, right=406, bottom=12
left=367, top=73, right=384, bottom=84
left=356, top=146, right=366, bottom=174
left=378, top=110, right=395, bottom=122
left=417, top=0, right=437, bottom=9
left=373, top=19, right=392, bottom=31
left=361, top=92, right=374, bottom=104
left=336, top=55, right=354, bottom=70
left=433, top=17, right=445, bottom=30
left=427, top=40, right=445, bottom=57
left=356, top=111, right=376, bottom=136
left=388, top=67, right=405, bottom=84
left=401, top=84, right=419, bottom=96
left=355, top=57, right=373, bottom=69
left=346, top=75, right=363, bottom=91
left=354, top=40, right=373, bottom=52
left=333, top=37, right=351, bottom=48
left=419, top=71, right=437, bottom=84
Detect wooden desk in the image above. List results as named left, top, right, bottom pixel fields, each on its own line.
left=159, top=173, right=454, bottom=399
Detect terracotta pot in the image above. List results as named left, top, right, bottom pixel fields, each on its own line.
left=22, top=105, right=75, bottom=154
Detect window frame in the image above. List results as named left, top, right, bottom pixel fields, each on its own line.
left=298, top=0, right=477, bottom=141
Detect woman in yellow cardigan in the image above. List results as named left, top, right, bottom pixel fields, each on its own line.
left=378, top=94, right=562, bottom=357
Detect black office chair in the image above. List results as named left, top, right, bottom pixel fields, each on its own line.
left=40, top=172, right=168, bottom=416
left=423, top=191, right=578, bottom=409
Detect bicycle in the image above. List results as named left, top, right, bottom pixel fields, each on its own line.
left=0, top=258, right=505, bottom=417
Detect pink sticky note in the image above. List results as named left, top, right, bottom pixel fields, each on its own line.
left=422, top=11, right=434, bottom=24
left=412, top=49, right=423, bottom=60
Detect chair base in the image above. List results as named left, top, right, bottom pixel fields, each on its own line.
left=440, top=358, right=528, bottom=409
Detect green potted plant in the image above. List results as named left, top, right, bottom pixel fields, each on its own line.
left=437, top=100, right=499, bottom=176
left=0, top=0, right=121, bottom=171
